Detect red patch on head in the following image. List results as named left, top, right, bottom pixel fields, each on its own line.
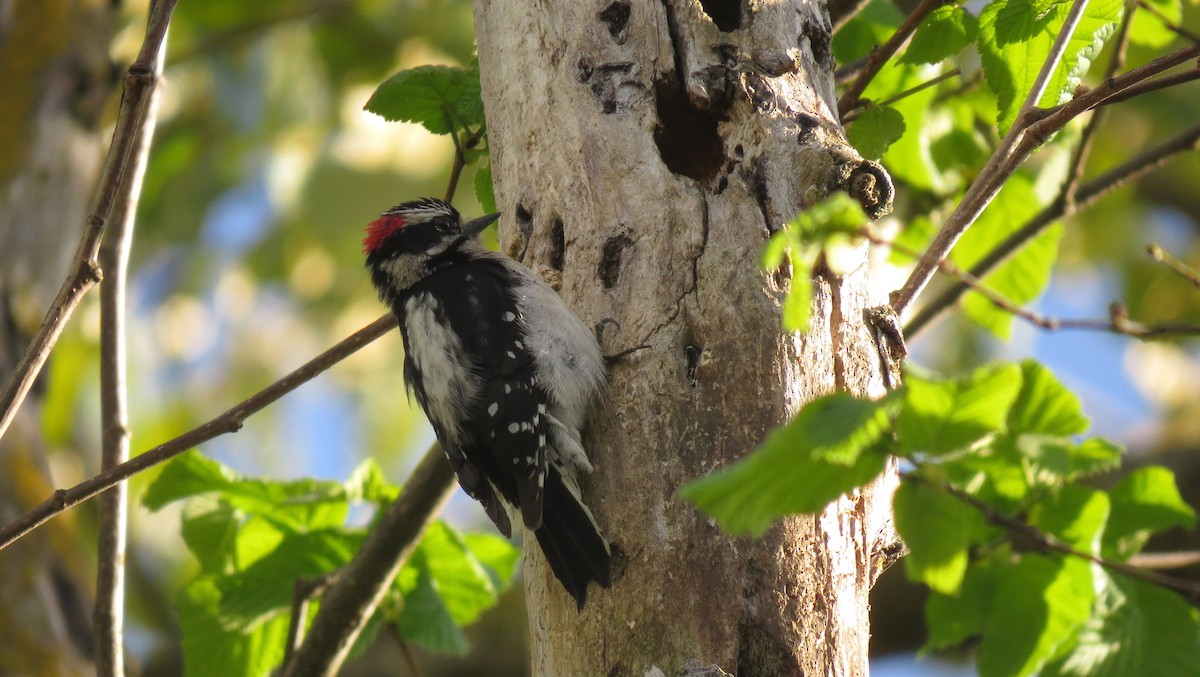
left=363, top=214, right=407, bottom=253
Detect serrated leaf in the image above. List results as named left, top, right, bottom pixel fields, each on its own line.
left=178, top=577, right=289, bottom=677
left=1103, top=466, right=1196, bottom=560
left=979, top=0, right=1123, bottom=132
left=900, top=5, right=979, bottom=65
left=1007, top=361, right=1088, bottom=436
left=1029, top=485, right=1110, bottom=554
left=895, top=480, right=978, bottom=594
left=896, top=363, right=1023, bottom=456
left=978, top=555, right=1094, bottom=677
left=474, top=163, right=497, bottom=214
left=846, top=103, right=906, bottom=160
left=1067, top=437, right=1122, bottom=476
left=679, top=393, right=894, bottom=536
left=365, top=64, right=484, bottom=136
left=1044, top=571, right=1200, bottom=676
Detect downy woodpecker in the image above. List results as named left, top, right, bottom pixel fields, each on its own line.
left=363, top=198, right=611, bottom=608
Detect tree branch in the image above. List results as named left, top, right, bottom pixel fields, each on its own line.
left=892, top=34, right=1200, bottom=319
left=281, top=444, right=456, bottom=676
left=0, top=314, right=397, bottom=553
left=939, top=480, right=1200, bottom=604
left=93, top=4, right=170, bottom=674
left=1147, top=243, right=1200, bottom=289
left=889, top=0, right=1092, bottom=316
left=0, top=0, right=179, bottom=445
left=838, top=0, right=955, bottom=117
left=903, top=122, right=1200, bottom=337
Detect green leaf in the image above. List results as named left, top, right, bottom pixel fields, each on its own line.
left=474, top=163, right=497, bottom=214
left=178, top=577, right=289, bottom=677
left=217, top=528, right=361, bottom=630
left=1103, top=466, right=1196, bottom=560
left=1067, top=437, right=1122, bottom=477
left=978, top=555, right=1094, bottom=677
left=416, top=521, right=505, bottom=625
left=143, top=451, right=351, bottom=530
left=952, top=175, right=1058, bottom=339
left=679, top=393, right=894, bottom=536
left=900, top=5, right=979, bottom=65
left=1044, top=571, right=1200, bottom=676
left=1029, top=485, right=1110, bottom=554
left=180, top=496, right=240, bottom=575
left=846, top=103, right=906, bottom=160
left=394, top=568, right=470, bottom=655
left=896, top=363, right=1023, bottom=456
left=1130, top=0, right=1182, bottom=48
left=924, top=559, right=996, bottom=651
left=782, top=272, right=813, bottom=333
left=462, top=532, right=522, bottom=592
left=894, top=480, right=978, bottom=594
left=1007, top=361, right=1088, bottom=436
left=342, top=458, right=399, bottom=504
left=979, top=0, right=1122, bottom=132
left=365, top=64, right=484, bottom=136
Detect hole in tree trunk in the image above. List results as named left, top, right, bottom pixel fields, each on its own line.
left=549, top=217, right=565, bottom=271
left=699, top=0, right=741, bottom=32
left=653, top=79, right=726, bottom=185
left=598, top=233, right=633, bottom=288
left=599, top=1, right=631, bottom=44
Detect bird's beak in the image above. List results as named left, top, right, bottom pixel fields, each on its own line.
left=463, top=212, right=501, bottom=238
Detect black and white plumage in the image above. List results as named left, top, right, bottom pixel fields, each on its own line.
left=363, top=197, right=611, bottom=608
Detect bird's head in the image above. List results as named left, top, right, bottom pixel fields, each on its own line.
left=363, top=197, right=500, bottom=266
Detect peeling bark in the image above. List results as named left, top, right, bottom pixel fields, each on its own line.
left=474, top=1, right=897, bottom=673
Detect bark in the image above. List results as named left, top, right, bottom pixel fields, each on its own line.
left=0, top=0, right=116, bottom=673
left=474, top=1, right=897, bottom=674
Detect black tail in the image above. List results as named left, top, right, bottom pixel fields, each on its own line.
left=532, top=469, right=612, bottom=609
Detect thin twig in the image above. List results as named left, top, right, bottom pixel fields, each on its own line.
left=1094, top=66, right=1200, bottom=108
left=0, top=0, right=179, bottom=445
left=1061, top=1, right=1135, bottom=209
left=903, top=122, right=1200, bottom=337
left=0, top=314, right=397, bottom=553
left=284, top=575, right=335, bottom=667
left=1129, top=550, right=1200, bottom=571
left=281, top=445, right=457, bottom=676
left=938, top=480, right=1200, bottom=604
left=891, top=30, right=1200, bottom=317
left=838, top=0, right=955, bottom=116
left=1137, top=0, right=1200, bottom=44
left=842, top=68, right=961, bottom=123
left=93, top=4, right=171, bottom=674
left=877, top=232, right=1200, bottom=339
left=1147, top=243, right=1200, bottom=289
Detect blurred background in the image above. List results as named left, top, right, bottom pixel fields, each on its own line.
left=1, top=0, right=1198, bottom=675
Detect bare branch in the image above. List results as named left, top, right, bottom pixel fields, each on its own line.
left=842, top=68, right=962, bottom=123
left=0, top=0, right=179, bottom=444
left=284, top=575, right=334, bottom=667
left=0, top=315, right=397, bottom=553
left=1129, top=550, right=1200, bottom=571
left=1147, top=243, right=1200, bottom=289
left=93, top=4, right=171, bottom=673
left=903, top=122, right=1200, bottom=337
left=938, top=480, right=1200, bottom=604
left=837, top=0, right=956, bottom=116
left=888, top=0, right=1093, bottom=316
left=281, top=445, right=456, bottom=676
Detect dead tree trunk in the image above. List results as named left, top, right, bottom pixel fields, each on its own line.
left=475, top=1, right=897, bottom=674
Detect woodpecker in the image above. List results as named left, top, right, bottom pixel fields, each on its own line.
left=363, top=197, right=611, bottom=608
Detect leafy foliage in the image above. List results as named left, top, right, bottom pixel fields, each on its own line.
left=144, top=453, right=518, bottom=675
left=683, top=360, right=1200, bottom=674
